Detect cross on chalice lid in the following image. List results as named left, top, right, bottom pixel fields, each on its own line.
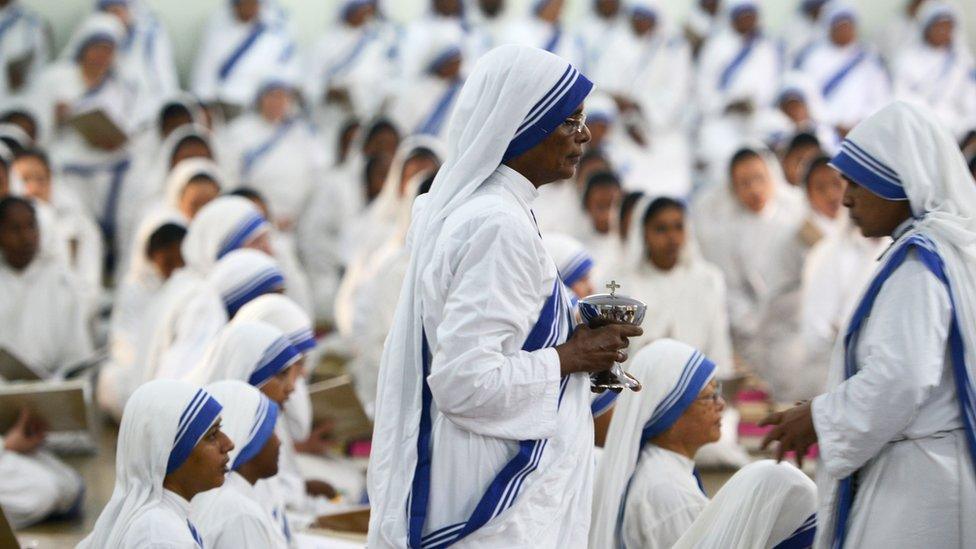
left=606, top=280, right=621, bottom=296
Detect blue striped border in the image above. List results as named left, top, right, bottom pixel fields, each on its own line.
left=223, top=267, right=285, bottom=317
left=248, top=337, right=300, bottom=387
left=829, top=139, right=907, bottom=201
left=217, top=212, right=268, bottom=259
left=232, top=395, right=279, bottom=469
left=641, top=352, right=716, bottom=444
left=168, top=389, right=223, bottom=475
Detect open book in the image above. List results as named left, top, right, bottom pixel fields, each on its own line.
left=0, top=347, right=105, bottom=382
left=67, top=109, right=127, bottom=149
left=0, top=378, right=92, bottom=434
left=308, top=375, right=373, bottom=444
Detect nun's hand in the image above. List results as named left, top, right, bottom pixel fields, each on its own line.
left=555, top=324, right=643, bottom=377
left=3, top=407, right=46, bottom=454
left=759, top=402, right=818, bottom=468
left=306, top=479, right=339, bottom=501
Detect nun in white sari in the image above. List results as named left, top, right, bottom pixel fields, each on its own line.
left=576, top=0, right=623, bottom=73
left=0, top=0, right=49, bottom=98
left=192, top=380, right=288, bottom=549
left=786, top=102, right=976, bottom=548
left=389, top=30, right=465, bottom=141
left=793, top=3, right=891, bottom=133
left=501, top=0, right=585, bottom=68
left=367, top=44, right=603, bottom=548
left=79, top=379, right=230, bottom=549
left=191, top=0, right=299, bottom=113
left=143, top=196, right=270, bottom=381
left=590, top=339, right=817, bottom=549
left=892, top=1, right=976, bottom=142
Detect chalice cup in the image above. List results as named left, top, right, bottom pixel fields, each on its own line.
left=579, top=280, right=645, bottom=392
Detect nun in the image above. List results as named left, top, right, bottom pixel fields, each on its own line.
left=190, top=0, right=299, bottom=116
left=367, top=44, right=643, bottom=548
left=142, top=196, right=271, bottom=381
left=892, top=1, right=976, bottom=142
left=501, top=0, right=584, bottom=68
left=397, top=0, right=468, bottom=80
left=78, top=379, right=233, bottom=548
left=96, top=0, right=179, bottom=129
left=542, top=232, right=596, bottom=300
left=576, top=0, right=623, bottom=72
left=0, top=196, right=92, bottom=378
left=0, top=0, right=49, bottom=97
left=389, top=30, right=465, bottom=141
left=191, top=380, right=287, bottom=549
left=762, top=101, right=976, bottom=548
left=793, top=3, right=891, bottom=135
left=219, top=79, right=325, bottom=232
left=590, top=339, right=817, bottom=549
left=780, top=0, right=827, bottom=60
left=30, top=13, right=136, bottom=249
left=692, top=146, right=807, bottom=401
left=577, top=170, right=623, bottom=282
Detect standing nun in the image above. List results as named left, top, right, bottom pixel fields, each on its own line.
left=762, top=101, right=976, bottom=548
left=892, top=1, right=976, bottom=142
left=590, top=339, right=817, bottom=549
left=79, top=379, right=233, bottom=548
left=191, top=380, right=287, bottom=549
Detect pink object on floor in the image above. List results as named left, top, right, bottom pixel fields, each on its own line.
left=348, top=439, right=372, bottom=458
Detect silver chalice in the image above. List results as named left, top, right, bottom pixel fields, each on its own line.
left=579, top=280, right=646, bottom=392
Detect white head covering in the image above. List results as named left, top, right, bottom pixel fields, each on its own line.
left=775, top=71, right=829, bottom=123
left=367, top=44, right=592, bottom=545
left=78, top=379, right=223, bottom=549
left=823, top=100, right=976, bottom=541
left=191, top=320, right=301, bottom=387
left=672, top=460, right=817, bottom=548
left=204, top=380, right=279, bottom=470
left=181, top=196, right=269, bottom=275
left=155, top=93, right=208, bottom=134
left=541, top=232, right=594, bottom=287
left=164, top=157, right=224, bottom=214
left=234, top=293, right=317, bottom=354
left=916, top=0, right=972, bottom=54
left=589, top=339, right=717, bottom=549
left=61, top=12, right=126, bottom=62
left=585, top=91, right=618, bottom=126
left=208, top=249, right=285, bottom=318
left=821, top=1, right=858, bottom=33
left=124, top=213, right=186, bottom=285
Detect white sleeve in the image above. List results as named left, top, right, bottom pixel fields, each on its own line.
left=425, top=215, right=563, bottom=441
left=811, top=254, right=951, bottom=478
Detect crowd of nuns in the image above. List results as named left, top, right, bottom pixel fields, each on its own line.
left=0, top=0, right=974, bottom=545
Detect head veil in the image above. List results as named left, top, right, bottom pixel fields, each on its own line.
left=367, top=44, right=592, bottom=545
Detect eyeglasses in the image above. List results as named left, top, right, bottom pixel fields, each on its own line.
left=561, top=113, right=587, bottom=135
left=696, top=382, right=724, bottom=404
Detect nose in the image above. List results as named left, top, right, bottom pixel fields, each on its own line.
left=578, top=123, right=592, bottom=144
left=220, top=431, right=235, bottom=454
left=716, top=395, right=726, bottom=413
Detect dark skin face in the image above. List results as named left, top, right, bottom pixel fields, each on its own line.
left=585, top=185, right=621, bottom=234
left=434, top=56, right=462, bottom=81
left=806, top=164, right=846, bottom=219
left=363, top=127, right=400, bottom=158
left=79, top=41, right=115, bottom=83
left=400, top=153, right=440, bottom=196
left=149, top=242, right=185, bottom=280
left=478, top=0, right=504, bottom=17
left=163, top=420, right=234, bottom=501
left=366, top=154, right=393, bottom=202
left=643, top=206, right=686, bottom=271
left=782, top=144, right=820, bottom=186
left=731, top=10, right=758, bottom=36
left=841, top=175, right=913, bottom=237
left=0, top=202, right=38, bottom=270
left=233, top=0, right=260, bottom=23
left=652, top=381, right=725, bottom=459
left=433, top=0, right=461, bottom=17
left=830, top=19, right=857, bottom=47
left=925, top=19, right=953, bottom=48
left=170, top=141, right=213, bottom=169
left=595, top=0, right=619, bottom=18
left=179, top=178, right=220, bottom=219
left=536, top=0, right=563, bottom=23
left=505, top=105, right=591, bottom=187
left=161, top=112, right=193, bottom=139
left=631, top=13, right=657, bottom=36
left=260, top=361, right=301, bottom=408
left=236, top=432, right=280, bottom=484
left=4, top=114, right=37, bottom=142
left=345, top=4, right=375, bottom=27
left=731, top=156, right=774, bottom=213
left=780, top=97, right=810, bottom=125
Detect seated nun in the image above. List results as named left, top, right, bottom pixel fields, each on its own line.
left=793, top=3, right=890, bottom=135
left=187, top=320, right=315, bottom=541
left=500, top=0, right=584, bottom=67
left=0, top=196, right=93, bottom=377
left=695, top=0, right=781, bottom=183
left=542, top=232, right=596, bottom=300
left=692, top=147, right=808, bottom=400
left=228, top=187, right=314, bottom=316
left=100, top=219, right=187, bottom=421
left=0, top=0, right=49, bottom=97
left=219, top=79, right=325, bottom=232
left=622, top=197, right=733, bottom=376
left=0, top=406, right=84, bottom=529
left=191, top=380, right=287, bottom=549
left=779, top=132, right=823, bottom=188
left=590, top=339, right=817, bottom=549
left=191, top=0, right=299, bottom=117
left=390, top=31, right=465, bottom=141
left=209, top=247, right=286, bottom=320
left=31, top=13, right=136, bottom=236
left=766, top=73, right=840, bottom=154
left=96, top=0, right=180, bottom=128
left=78, top=379, right=233, bottom=549
left=142, top=196, right=271, bottom=381
left=576, top=170, right=623, bottom=282
left=892, top=1, right=976, bottom=142
left=11, top=148, right=104, bottom=311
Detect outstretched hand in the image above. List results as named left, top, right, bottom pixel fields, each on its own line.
left=759, top=401, right=818, bottom=468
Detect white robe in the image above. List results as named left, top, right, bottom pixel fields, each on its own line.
left=190, top=14, right=298, bottom=109
left=0, top=448, right=83, bottom=529
left=796, top=42, right=890, bottom=131
left=893, top=42, right=976, bottom=141
left=0, top=2, right=49, bottom=98
left=113, top=10, right=180, bottom=129
left=120, top=489, right=202, bottom=549
left=0, top=254, right=92, bottom=378
left=811, top=236, right=976, bottom=548
left=192, top=471, right=288, bottom=549
left=390, top=75, right=463, bottom=141
left=575, top=13, right=622, bottom=74
left=408, top=166, right=593, bottom=547
left=501, top=16, right=584, bottom=69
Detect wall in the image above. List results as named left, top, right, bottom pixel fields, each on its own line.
left=24, top=0, right=976, bottom=84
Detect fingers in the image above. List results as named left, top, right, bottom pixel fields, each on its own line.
left=615, top=351, right=627, bottom=363
left=757, top=412, right=782, bottom=427
left=613, top=325, right=644, bottom=338
left=760, top=423, right=783, bottom=451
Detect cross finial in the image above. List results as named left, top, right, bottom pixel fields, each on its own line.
left=606, top=280, right=621, bottom=296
